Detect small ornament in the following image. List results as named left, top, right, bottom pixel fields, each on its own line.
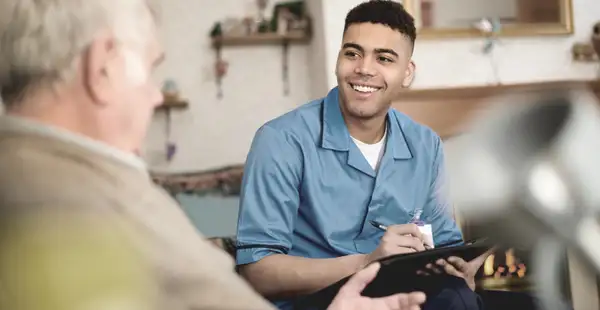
left=166, top=142, right=177, bottom=162
left=215, top=60, right=229, bottom=78
left=162, top=79, right=180, bottom=102
left=214, top=59, right=228, bottom=99
left=571, top=42, right=596, bottom=62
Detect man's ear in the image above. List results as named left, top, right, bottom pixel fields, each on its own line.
left=401, top=60, right=416, bottom=88
left=82, top=32, right=119, bottom=106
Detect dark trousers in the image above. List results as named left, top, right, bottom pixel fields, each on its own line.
left=422, top=277, right=483, bottom=310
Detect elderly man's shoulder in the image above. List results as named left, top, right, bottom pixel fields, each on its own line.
left=0, top=138, right=128, bottom=212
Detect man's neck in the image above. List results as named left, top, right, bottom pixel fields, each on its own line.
left=8, top=103, right=93, bottom=139
left=344, top=113, right=387, bottom=144
left=6, top=92, right=124, bottom=152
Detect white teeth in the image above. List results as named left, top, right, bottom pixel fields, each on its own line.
left=352, top=84, right=378, bottom=93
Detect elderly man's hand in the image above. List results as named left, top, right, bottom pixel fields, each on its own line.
left=327, top=263, right=426, bottom=310
left=420, top=249, right=493, bottom=291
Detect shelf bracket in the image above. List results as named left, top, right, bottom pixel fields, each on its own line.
left=214, top=40, right=224, bottom=99
left=282, top=38, right=290, bottom=96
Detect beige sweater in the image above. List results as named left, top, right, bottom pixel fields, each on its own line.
left=0, top=118, right=274, bottom=310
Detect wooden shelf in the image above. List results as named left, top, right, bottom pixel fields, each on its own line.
left=156, top=99, right=188, bottom=110
left=211, top=32, right=310, bottom=47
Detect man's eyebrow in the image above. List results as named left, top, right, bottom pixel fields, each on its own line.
left=374, top=48, right=398, bottom=58
left=342, top=43, right=399, bottom=58
left=342, top=43, right=364, bottom=53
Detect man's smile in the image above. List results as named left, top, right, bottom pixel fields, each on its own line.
left=348, top=82, right=383, bottom=99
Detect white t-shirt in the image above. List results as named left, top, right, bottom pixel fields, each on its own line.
left=350, top=129, right=387, bottom=171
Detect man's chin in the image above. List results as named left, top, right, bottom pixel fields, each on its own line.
left=346, top=106, right=383, bottom=120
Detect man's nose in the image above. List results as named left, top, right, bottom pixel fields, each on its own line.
left=354, top=56, right=376, bottom=76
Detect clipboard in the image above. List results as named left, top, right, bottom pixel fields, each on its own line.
left=293, top=238, right=493, bottom=310
left=376, top=237, right=492, bottom=269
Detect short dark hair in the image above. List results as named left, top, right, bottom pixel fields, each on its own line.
left=344, top=0, right=416, bottom=44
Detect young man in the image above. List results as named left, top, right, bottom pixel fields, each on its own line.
left=236, top=1, right=488, bottom=309
left=0, top=0, right=424, bottom=309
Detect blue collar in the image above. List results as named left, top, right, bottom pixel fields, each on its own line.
left=320, top=87, right=413, bottom=160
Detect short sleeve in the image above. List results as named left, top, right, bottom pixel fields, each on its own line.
left=235, top=125, right=303, bottom=265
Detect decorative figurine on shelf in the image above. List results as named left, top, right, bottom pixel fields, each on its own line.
left=242, top=17, right=254, bottom=35
left=571, top=42, right=597, bottom=62
left=272, top=1, right=310, bottom=36
left=276, top=7, right=294, bottom=35
left=255, top=0, right=270, bottom=33
left=161, top=79, right=180, bottom=102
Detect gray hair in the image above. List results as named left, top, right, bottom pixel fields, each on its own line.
left=0, top=0, right=160, bottom=106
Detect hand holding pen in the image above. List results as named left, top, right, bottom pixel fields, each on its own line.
left=369, top=209, right=434, bottom=249
left=362, top=222, right=427, bottom=266
left=370, top=220, right=463, bottom=250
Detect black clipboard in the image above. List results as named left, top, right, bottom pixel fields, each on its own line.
left=293, top=238, right=492, bottom=310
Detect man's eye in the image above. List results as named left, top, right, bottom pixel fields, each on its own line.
left=345, top=51, right=359, bottom=58
left=378, top=56, right=393, bottom=63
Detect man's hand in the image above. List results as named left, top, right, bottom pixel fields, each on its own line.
left=422, top=249, right=493, bottom=291
left=328, top=262, right=426, bottom=310
left=364, top=224, right=427, bottom=266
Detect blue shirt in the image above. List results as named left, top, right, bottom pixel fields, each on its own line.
left=236, top=87, right=463, bottom=309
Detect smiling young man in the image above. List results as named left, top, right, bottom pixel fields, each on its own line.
left=236, top=1, right=487, bottom=309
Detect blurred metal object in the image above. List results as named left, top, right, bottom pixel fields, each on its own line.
left=446, top=88, right=600, bottom=309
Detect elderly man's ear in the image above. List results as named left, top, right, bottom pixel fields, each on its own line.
left=83, top=32, right=120, bottom=106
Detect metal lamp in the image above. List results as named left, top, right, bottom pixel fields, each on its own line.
left=446, top=88, right=600, bottom=309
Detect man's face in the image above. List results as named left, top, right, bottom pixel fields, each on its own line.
left=85, top=23, right=164, bottom=153
left=335, top=23, right=415, bottom=120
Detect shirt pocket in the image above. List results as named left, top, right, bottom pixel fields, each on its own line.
left=378, top=181, right=427, bottom=225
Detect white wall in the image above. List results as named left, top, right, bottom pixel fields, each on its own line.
left=144, top=0, right=312, bottom=173
left=305, top=0, right=331, bottom=99
left=145, top=0, right=599, bottom=172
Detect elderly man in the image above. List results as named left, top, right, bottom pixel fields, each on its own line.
left=0, top=1, right=425, bottom=309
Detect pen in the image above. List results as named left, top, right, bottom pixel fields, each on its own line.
left=369, top=220, right=387, bottom=231
left=369, top=220, right=435, bottom=249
